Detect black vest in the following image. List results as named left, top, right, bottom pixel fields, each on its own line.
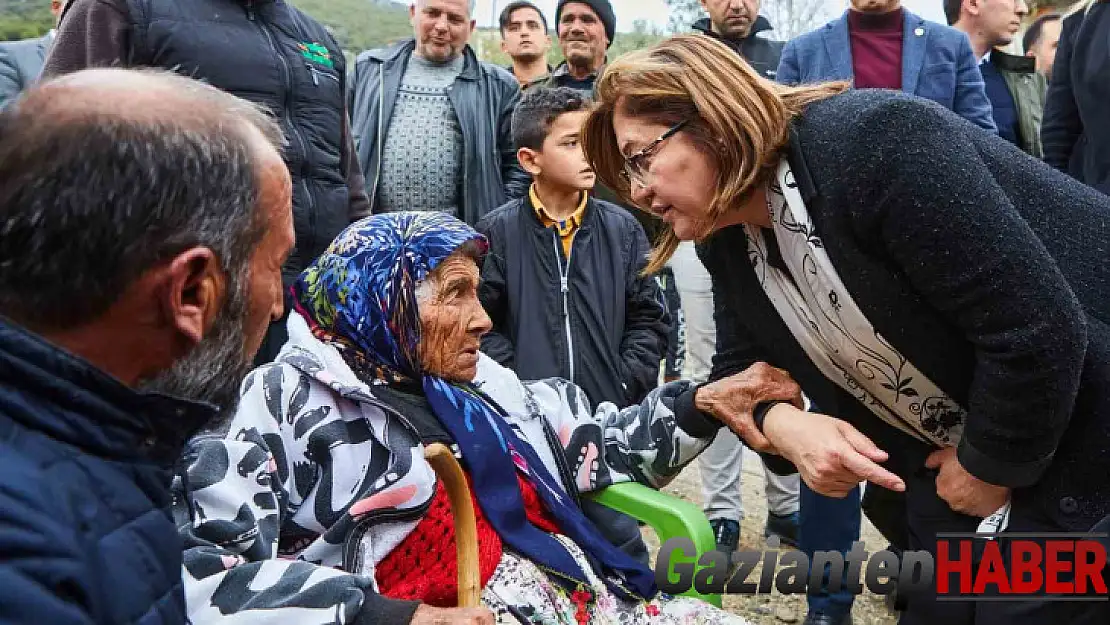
left=126, top=0, right=350, bottom=279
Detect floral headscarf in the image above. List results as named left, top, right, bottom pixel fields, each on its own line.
left=292, top=211, right=487, bottom=383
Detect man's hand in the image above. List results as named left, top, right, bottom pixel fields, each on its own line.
left=410, top=605, right=495, bottom=624
left=926, top=447, right=1010, bottom=518
left=763, top=404, right=906, bottom=497
left=694, top=362, right=803, bottom=452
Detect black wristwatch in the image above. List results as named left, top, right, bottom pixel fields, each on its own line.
left=752, top=400, right=787, bottom=434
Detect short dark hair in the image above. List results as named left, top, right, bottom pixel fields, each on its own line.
left=511, top=86, right=591, bottom=151
left=499, top=1, right=546, bottom=36
left=499, top=1, right=549, bottom=36
left=943, top=0, right=963, bottom=25
left=1023, top=12, right=1062, bottom=52
left=0, top=70, right=282, bottom=330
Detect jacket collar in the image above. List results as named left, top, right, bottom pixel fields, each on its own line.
left=691, top=15, right=774, bottom=40
left=0, top=318, right=217, bottom=466
left=521, top=189, right=596, bottom=233
left=989, top=47, right=1036, bottom=73
left=365, top=38, right=481, bottom=81
left=784, top=128, right=820, bottom=206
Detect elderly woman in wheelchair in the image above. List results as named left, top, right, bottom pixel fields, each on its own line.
left=174, top=212, right=796, bottom=624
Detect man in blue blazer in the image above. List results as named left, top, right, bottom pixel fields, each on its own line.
left=778, top=0, right=996, bottom=132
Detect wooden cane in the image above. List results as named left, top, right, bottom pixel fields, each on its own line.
left=423, top=443, right=481, bottom=607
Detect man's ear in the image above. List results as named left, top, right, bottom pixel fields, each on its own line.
left=517, top=147, right=542, bottom=176
left=501, top=38, right=509, bottom=54
left=469, top=20, right=477, bottom=35
left=160, top=247, right=225, bottom=346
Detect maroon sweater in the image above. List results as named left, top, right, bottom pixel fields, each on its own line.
left=848, top=8, right=905, bottom=89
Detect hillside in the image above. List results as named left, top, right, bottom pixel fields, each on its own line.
left=0, top=0, right=664, bottom=65
left=0, top=0, right=53, bottom=40
left=288, top=0, right=412, bottom=53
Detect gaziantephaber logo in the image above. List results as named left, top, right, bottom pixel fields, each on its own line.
left=655, top=534, right=1109, bottom=601
left=298, top=42, right=334, bottom=69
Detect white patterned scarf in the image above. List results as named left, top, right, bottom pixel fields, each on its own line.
left=747, top=159, right=1009, bottom=531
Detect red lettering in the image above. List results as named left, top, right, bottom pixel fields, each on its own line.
left=973, top=540, right=1011, bottom=594
left=1074, top=541, right=1108, bottom=595
left=1009, top=540, right=1043, bottom=595
left=1045, top=540, right=1074, bottom=594
left=936, top=540, right=973, bottom=594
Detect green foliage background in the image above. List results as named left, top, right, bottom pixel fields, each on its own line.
left=0, top=0, right=54, bottom=40
left=0, top=0, right=664, bottom=63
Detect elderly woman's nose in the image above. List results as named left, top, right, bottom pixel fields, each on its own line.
left=470, top=300, right=493, bottom=335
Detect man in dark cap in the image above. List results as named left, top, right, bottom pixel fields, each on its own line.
left=546, top=0, right=615, bottom=93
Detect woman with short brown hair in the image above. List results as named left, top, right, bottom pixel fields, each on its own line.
left=583, top=34, right=1110, bottom=625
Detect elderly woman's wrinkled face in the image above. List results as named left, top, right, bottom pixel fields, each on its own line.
left=612, top=106, right=719, bottom=241
left=416, top=251, right=492, bottom=382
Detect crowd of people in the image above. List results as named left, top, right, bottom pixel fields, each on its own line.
left=0, top=0, right=1108, bottom=624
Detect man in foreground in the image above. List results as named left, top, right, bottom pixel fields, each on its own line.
left=0, top=68, right=292, bottom=623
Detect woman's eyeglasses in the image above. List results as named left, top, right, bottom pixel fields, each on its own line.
left=620, top=120, right=688, bottom=188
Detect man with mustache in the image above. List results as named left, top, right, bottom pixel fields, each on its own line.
left=692, top=0, right=784, bottom=80
left=350, top=0, right=529, bottom=227
left=499, top=1, right=552, bottom=90
left=544, top=0, right=615, bottom=93
left=948, top=0, right=1047, bottom=156
left=0, top=68, right=292, bottom=624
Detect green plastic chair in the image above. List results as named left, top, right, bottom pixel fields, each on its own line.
left=589, top=482, right=723, bottom=607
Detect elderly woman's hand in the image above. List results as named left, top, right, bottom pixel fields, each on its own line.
left=762, top=403, right=906, bottom=497
left=693, top=362, right=804, bottom=452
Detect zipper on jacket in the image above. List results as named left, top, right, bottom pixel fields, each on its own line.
left=252, top=12, right=317, bottom=257
left=306, top=63, right=340, bottom=86
left=553, top=232, right=575, bottom=383
left=368, top=68, right=385, bottom=211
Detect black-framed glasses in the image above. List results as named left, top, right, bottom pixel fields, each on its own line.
left=620, top=120, right=689, bottom=187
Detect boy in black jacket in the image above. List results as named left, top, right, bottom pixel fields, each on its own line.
left=477, top=87, right=669, bottom=564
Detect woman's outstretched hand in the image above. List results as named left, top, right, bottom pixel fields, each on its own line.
left=763, top=403, right=906, bottom=497
left=693, top=362, right=804, bottom=452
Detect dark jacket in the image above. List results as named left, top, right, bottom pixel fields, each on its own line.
left=1042, top=2, right=1110, bottom=195
left=987, top=49, right=1047, bottom=158
left=0, top=319, right=215, bottom=623
left=692, top=15, right=783, bottom=80
left=44, top=0, right=370, bottom=282
left=477, top=194, right=669, bottom=409
left=0, top=31, right=52, bottom=109
left=350, top=40, right=529, bottom=226
left=701, top=89, right=1110, bottom=533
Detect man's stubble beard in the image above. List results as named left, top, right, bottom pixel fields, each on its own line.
left=138, top=268, right=255, bottom=434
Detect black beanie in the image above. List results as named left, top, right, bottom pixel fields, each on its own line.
left=555, top=0, right=616, bottom=49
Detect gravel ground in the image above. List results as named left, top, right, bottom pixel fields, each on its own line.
left=639, top=448, right=900, bottom=625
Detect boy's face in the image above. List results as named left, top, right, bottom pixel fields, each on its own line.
left=527, top=110, right=596, bottom=190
